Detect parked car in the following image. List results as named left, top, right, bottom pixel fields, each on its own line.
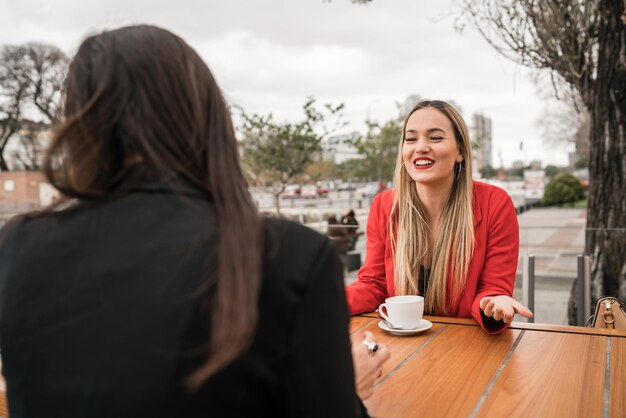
left=317, top=185, right=330, bottom=197
left=300, top=185, right=319, bottom=199
left=580, top=178, right=589, bottom=190
left=357, top=182, right=381, bottom=199
left=280, top=184, right=301, bottom=199
left=337, top=182, right=356, bottom=192
left=316, top=181, right=335, bottom=193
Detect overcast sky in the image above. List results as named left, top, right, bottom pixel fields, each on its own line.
left=0, top=0, right=571, bottom=167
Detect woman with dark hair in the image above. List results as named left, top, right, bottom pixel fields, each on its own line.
left=341, top=209, right=362, bottom=252
left=0, top=25, right=387, bottom=417
left=346, top=100, right=532, bottom=333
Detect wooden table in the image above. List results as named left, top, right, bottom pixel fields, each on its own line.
left=0, top=360, right=6, bottom=418
left=351, top=314, right=626, bottom=418
left=1, top=317, right=623, bottom=418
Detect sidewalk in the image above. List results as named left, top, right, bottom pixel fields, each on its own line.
left=514, top=208, right=586, bottom=324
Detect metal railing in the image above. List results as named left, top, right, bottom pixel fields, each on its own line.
left=522, top=255, right=535, bottom=323
left=520, top=254, right=593, bottom=326
left=577, top=255, right=590, bottom=326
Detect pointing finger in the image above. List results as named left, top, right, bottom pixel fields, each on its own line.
left=513, top=302, right=534, bottom=318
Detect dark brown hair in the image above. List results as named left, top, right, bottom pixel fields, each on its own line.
left=43, top=24, right=262, bottom=387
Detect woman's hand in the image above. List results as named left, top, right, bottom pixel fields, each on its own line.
left=480, top=295, right=533, bottom=324
left=351, top=331, right=391, bottom=400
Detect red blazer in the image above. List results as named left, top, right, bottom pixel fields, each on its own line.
left=345, top=181, right=519, bottom=333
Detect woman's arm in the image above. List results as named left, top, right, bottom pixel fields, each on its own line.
left=285, top=239, right=366, bottom=417
left=471, top=189, right=532, bottom=333
left=345, top=193, right=391, bottom=315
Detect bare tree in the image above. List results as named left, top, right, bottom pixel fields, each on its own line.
left=460, top=0, right=626, bottom=323
left=24, top=43, right=67, bottom=124
left=0, top=42, right=67, bottom=170
left=534, top=78, right=590, bottom=168
left=11, top=120, right=50, bottom=170
left=0, top=47, right=30, bottom=170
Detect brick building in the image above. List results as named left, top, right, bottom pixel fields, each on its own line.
left=0, top=171, right=56, bottom=207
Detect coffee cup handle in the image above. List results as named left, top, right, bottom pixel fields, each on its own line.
left=378, top=303, right=391, bottom=323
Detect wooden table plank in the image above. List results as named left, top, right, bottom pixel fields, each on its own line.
left=0, top=359, right=5, bottom=418
left=0, top=394, right=6, bottom=418
left=350, top=316, right=377, bottom=334
left=477, top=330, right=606, bottom=418
left=356, top=312, right=379, bottom=319
left=364, top=324, right=520, bottom=418
left=509, top=322, right=626, bottom=338
left=426, top=316, right=478, bottom=326
left=411, top=314, right=626, bottom=338
left=610, top=337, right=625, bottom=418
left=351, top=319, right=446, bottom=384
left=361, top=313, right=626, bottom=338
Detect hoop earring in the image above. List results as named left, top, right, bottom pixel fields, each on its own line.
left=455, top=162, right=462, bottom=180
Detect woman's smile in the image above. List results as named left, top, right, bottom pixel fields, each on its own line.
left=412, top=157, right=435, bottom=170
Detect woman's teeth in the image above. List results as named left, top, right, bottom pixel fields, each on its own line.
left=414, top=160, right=434, bottom=166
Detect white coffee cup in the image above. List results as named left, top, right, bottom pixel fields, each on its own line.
left=378, top=295, right=424, bottom=329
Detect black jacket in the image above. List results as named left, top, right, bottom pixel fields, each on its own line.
left=0, top=171, right=364, bottom=417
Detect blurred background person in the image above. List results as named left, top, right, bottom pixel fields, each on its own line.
left=327, top=215, right=349, bottom=268
left=341, top=209, right=363, bottom=252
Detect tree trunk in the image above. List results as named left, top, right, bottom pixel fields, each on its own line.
left=0, top=129, right=16, bottom=171
left=274, top=193, right=281, bottom=216
left=0, top=156, right=8, bottom=171
left=568, top=1, right=626, bottom=324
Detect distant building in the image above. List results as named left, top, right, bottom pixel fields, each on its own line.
left=322, top=132, right=362, bottom=165
left=446, top=100, right=463, bottom=117
left=402, top=95, right=462, bottom=117
left=471, top=113, right=493, bottom=173
left=523, top=169, right=546, bottom=202
left=512, top=160, right=525, bottom=169
left=402, top=94, right=423, bottom=115
left=568, top=151, right=578, bottom=169
left=0, top=171, right=57, bottom=208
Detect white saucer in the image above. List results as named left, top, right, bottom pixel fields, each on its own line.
left=378, top=319, right=433, bottom=336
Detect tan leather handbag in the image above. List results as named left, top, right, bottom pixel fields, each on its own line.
left=587, top=296, right=626, bottom=330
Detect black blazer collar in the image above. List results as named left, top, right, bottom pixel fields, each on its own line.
left=116, top=165, right=209, bottom=199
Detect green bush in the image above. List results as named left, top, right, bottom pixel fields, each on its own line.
left=544, top=165, right=561, bottom=178
left=542, top=173, right=586, bottom=207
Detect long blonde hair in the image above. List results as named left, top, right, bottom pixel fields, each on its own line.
left=390, top=100, right=475, bottom=315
